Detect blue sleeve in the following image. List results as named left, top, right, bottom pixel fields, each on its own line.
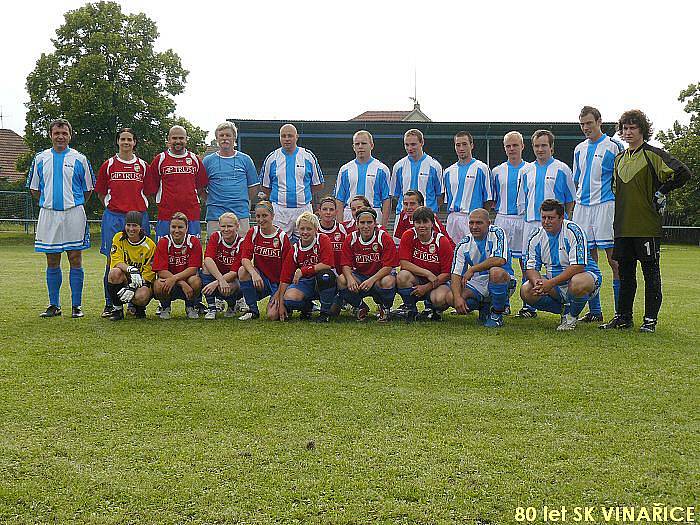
left=430, top=167, right=441, bottom=197
left=555, top=170, right=574, bottom=203
left=573, top=150, right=581, bottom=186
left=377, top=168, right=390, bottom=201
left=245, top=155, right=258, bottom=186
left=335, top=170, right=349, bottom=203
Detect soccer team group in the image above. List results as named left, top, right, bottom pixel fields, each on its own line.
left=26, top=106, right=691, bottom=332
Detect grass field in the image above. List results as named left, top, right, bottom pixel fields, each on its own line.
left=0, top=235, right=698, bottom=524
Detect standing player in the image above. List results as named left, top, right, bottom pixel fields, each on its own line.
left=394, top=206, right=454, bottom=321
left=318, top=196, right=349, bottom=274
left=334, top=130, right=391, bottom=229
left=278, top=212, right=337, bottom=322
left=152, top=212, right=203, bottom=319
left=96, top=127, right=152, bottom=317
left=600, top=110, right=691, bottom=333
left=106, top=211, right=156, bottom=321
left=516, top=129, right=576, bottom=317
left=521, top=199, right=602, bottom=331
left=203, top=122, right=259, bottom=235
left=393, top=190, right=453, bottom=247
left=201, top=212, right=245, bottom=320
left=492, top=131, right=530, bottom=315
left=260, top=123, right=324, bottom=241
left=27, top=118, right=95, bottom=318
left=432, top=209, right=516, bottom=328
left=146, top=125, right=208, bottom=239
left=338, top=208, right=398, bottom=322
left=391, top=129, right=444, bottom=213
left=443, top=131, right=493, bottom=242
left=572, top=106, right=625, bottom=322
left=237, top=201, right=292, bottom=321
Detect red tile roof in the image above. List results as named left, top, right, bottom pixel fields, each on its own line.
left=0, top=129, right=29, bottom=182
left=350, top=111, right=412, bottom=121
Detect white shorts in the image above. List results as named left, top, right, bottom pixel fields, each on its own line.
left=521, top=220, right=541, bottom=258
left=494, top=214, right=525, bottom=258
left=573, top=201, right=615, bottom=250
left=35, top=205, right=90, bottom=253
left=272, top=203, right=313, bottom=238
left=555, top=271, right=602, bottom=303
left=343, top=206, right=383, bottom=226
left=206, top=218, right=250, bottom=239
left=446, top=212, right=470, bottom=243
left=464, top=273, right=517, bottom=300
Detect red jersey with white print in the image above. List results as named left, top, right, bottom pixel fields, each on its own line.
left=319, top=220, right=348, bottom=273
left=280, top=234, right=334, bottom=283
left=398, top=229, right=454, bottom=276
left=153, top=234, right=203, bottom=274
left=95, top=155, right=150, bottom=213
left=341, top=228, right=398, bottom=277
left=240, top=226, right=291, bottom=283
left=393, top=211, right=454, bottom=249
left=204, top=230, right=244, bottom=274
left=146, top=149, right=208, bottom=221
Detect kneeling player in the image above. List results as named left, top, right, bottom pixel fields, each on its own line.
left=394, top=206, right=453, bottom=321
left=338, top=208, right=398, bottom=322
left=520, top=199, right=602, bottom=331
left=106, top=210, right=156, bottom=320
left=432, top=208, right=516, bottom=328
left=201, top=212, right=245, bottom=319
left=278, top=212, right=336, bottom=322
left=152, top=212, right=203, bottom=319
left=238, top=201, right=292, bottom=320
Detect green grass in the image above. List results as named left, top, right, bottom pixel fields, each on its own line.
left=0, top=236, right=698, bottom=524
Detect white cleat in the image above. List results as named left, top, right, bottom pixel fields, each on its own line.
left=557, top=313, right=578, bottom=331
left=159, top=306, right=171, bottom=320
left=235, top=297, right=249, bottom=314
left=204, top=308, right=217, bottom=320
left=186, top=306, right=199, bottom=319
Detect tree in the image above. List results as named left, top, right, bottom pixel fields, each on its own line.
left=24, top=1, right=206, bottom=217
left=657, top=83, right=700, bottom=225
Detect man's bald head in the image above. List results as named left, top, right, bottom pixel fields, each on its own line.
left=168, top=125, right=187, bottom=138
left=279, top=123, right=299, bottom=152
left=468, top=208, right=491, bottom=239
left=469, top=208, right=490, bottom=222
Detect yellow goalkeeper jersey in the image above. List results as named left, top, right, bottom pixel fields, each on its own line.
left=110, top=232, right=157, bottom=283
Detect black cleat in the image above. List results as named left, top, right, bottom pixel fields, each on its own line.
left=416, top=309, right=441, bottom=322
left=71, top=306, right=85, bottom=318
left=314, top=312, right=331, bottom=323
left=101, top=305, right=114, bottom=318
left=579, top=311, right=604, bottom=323
left=599, top=314, right=633, bottom=330
left=40, top=305, right=62, bottom=318
left=516, top=307, right=537, bottom=318
left=109, top=308, right=125, bottom=321
left=639, top=317, right=657, bottom=333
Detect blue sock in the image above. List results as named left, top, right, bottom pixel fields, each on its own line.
left=377, top=287, right=396, bottom=309
left=239, top=279, right=260, bottom=314
left=488, top=281, right=508, bottom=313
left=569, top=293, right=590, bottom=318
left=103, top=266, right=112, bottom=307
left=318, top=287, right=336, bottom=314
left=465, top=297, right=480, bottom=311
left=342, top=288, right=361, bottom=308
left=46, top=267, right=62, bottom=307
left=69, top=268, right=84, bottom=307
left=398, top=287, right=417, bottom=311
left=587, top=292, right=602, bottom=315
left=613, top=279, right=620, bottom=312
left=534, top=295, right=563, bottom=314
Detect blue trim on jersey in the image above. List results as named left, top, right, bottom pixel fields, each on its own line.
left=547, top=232, right=561, bottom=277
left=268, top=159, right=278, bottom=204
left=534, top=159, right=552, bottom=217
left=72, top=157, right=86, bottom=204
left=285, top=148, right=298, bottom=208
left=506, top=162, right=523, bottom=215
left=52, top=149, right=66, bottom=211
left=454, top=160, right=472, bottom=212
left=335, top=169, right=349, bottom=203
left=304, top=158, right=313, bottom=204
left=36, top=159, right=46, bottom=208
left=356, top=159, right=369, bottom=197
left=600, top=150, right=616, bottom=203
left=409, top=154, right=425, bottom=190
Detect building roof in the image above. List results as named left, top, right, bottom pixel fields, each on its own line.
left=0, top=129, right=29, bottom=182
left=351, top=101, right=432, bottom=122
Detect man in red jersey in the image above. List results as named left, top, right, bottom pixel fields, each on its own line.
left=393, top=190, right=453, bottom=248
left=146, top=125, right=208, bottom=239
left=152, top=212, right=203, bottom=319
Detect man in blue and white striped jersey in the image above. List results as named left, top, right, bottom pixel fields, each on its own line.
left=260, top=123, right=324, bottom=241
left=26, top=118, right=95, bottom=318
left=572, top=106, right=625, bottom=322
left=443, top=131, right=493, bottom=242
left=390, top=129, right=443, bottom=214
left=334, top=130, right=391, bottom=229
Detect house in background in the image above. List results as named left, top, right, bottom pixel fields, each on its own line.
left=0, top=129, right=29, bottom=183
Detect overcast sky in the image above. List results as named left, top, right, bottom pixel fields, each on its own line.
left=1, top=0, right=697, bottom=141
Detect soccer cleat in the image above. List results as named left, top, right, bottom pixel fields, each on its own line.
left=204, top=308, right=217, bottom=320
left=314, top=312, right=331, bottom=323
left=377, top=307, right=390, bottom=323
left=134, top=306, right=147, bottom=319
left=483, top=311, right=504, bottom=328
left=159, top=306, right=172, bottom=320
left=109, top=307, right=124, bottom=321
left=599, top=314, right=633, bottom=330
left=235, top=297, right=249, bottom=314
left=101, top=305, right=114, bottom=318
left=639, top=317, right=657, bottom=333
left=503, top=305, right=511, bottom=316
left=311, top=301, right=321, bottom=312
left=71, top=306, right=84, bottom=318
left=416, top=309, right=441, bottom=322
left=300, top=308, right=313, bottom=321
left=557, top=313, right=578, bottom=331
left=186, top=306, right=199, bottom=319
left=195, top=302, right=208, bottom=315
left=215, top=298, right=227, bottom=312
left=356, top=303, right=369, bottom=322
left=155, top=304, right=162, bottom=315
left=579, top=311, right=604, bottom=323
left=224, top=305, right=237, bottom=318
left=40, top=305, right=62, bottom=318
left=238, top=311, right=260, bottom=321
left=516, top=307, right=537, bottom=318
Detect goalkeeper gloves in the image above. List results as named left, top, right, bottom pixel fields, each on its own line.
left=117, top=285, right=135, bottom=303
left=654, top=191, right=667, bottom=214
left=127, top=266, right=144, bottom=288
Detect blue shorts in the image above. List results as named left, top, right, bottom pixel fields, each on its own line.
left=156, top=219, right=201, bottom=240
left=100, top=209, right=151, bottom=256
left=200, top=270, right=239, bottom=300
left=252, top=273, right=279, bottom=301
left=288, top=277, right=317, bottom=300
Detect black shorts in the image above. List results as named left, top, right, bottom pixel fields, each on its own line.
left=613, top=237, right=661, bottom=262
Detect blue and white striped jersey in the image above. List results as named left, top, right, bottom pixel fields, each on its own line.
left=26, top=147, right=95, bottom=210
left=524, top=220, right=601, bottom=280
left=444, top=158, right=493, bottom=213
left=573, top=134, right=625, bottom=206
left=517, top=157, right=575, bottom=222
left=492, top=160, right=528, bottom=216
left=451, top=225, right=514, bottom=277
left=260, top=147, right=324, bottom=208
left=391, top=153, right=444, bottom=213
left=334, top=157, right=391, bottom=209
